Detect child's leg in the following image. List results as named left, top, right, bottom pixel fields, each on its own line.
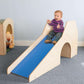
left=45, top=30, right=56, bottom=43
left=52, top=32, right=63, bottom=44
left=46, top=30, right=56, bottom=40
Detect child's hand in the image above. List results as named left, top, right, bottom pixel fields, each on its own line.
left=47, top=20, right=51, bottom=24
left=57, top=24, right=60, bottom=28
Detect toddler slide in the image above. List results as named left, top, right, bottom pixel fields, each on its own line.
left=7, top=21, right=78, bottom=82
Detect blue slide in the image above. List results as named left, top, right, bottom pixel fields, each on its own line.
left=12, top=36, right=54, bottom=78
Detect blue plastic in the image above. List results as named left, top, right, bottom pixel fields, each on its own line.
left=12, top=36, right=54, bottom=78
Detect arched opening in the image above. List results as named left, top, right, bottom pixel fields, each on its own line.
left=6, top=24, right=14, bottom=52
left=61, top=43, right=71, bottom=58
left=6, top=24, right=13, bottom=34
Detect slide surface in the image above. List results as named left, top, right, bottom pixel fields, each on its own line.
left=12, top=36, right=54, bottom=78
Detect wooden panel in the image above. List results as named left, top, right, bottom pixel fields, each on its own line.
left=7, top=24, right=52, bottom=75
left=7, top=21, right=78, bottom=82
left=29, top=21, right=78, bottom=82
left=0, top=24, right=5, bottom=55
left=0, top=18, right=14, bottom=55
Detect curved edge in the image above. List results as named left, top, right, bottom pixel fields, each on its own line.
left=29, top=21, right=78, bottom=82
left=7, top=34, right=44, bottom=74
left=42, top=24, right=53, bottom=35
left=7, top=21, right=78, bottom=82
left=60, top=21, right=78, bottom=57
left=7, top=24, right=51, bottom=75
left=0, top=18, right=14, bottom=55
left=28, top=37, right=65, bottom=82
left=61, top=42, right=71, bottom=58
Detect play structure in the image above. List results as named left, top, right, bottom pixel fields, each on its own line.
left=7, top=21, right=78, bottom=82
left=0, top=18, right=14, bottom=55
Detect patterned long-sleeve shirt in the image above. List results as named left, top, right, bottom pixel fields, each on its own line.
left=49, top=19, right=64, bottom=32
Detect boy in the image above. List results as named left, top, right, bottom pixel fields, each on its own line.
left=45, top=10, right=64, bottom=44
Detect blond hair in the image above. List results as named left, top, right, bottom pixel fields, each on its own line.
left=55, top=10, right=63, bottom=17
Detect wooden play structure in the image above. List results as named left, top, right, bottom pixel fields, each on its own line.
left=0, top=18, right=14, bottom=55
left=7, top=21, right=78, bottom=82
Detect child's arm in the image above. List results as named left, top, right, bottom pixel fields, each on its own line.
left=47, top=19, right=57, bottom=26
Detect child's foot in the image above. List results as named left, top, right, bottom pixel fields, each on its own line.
left=45, top=40, right=52, bottom=43
left=52, top=41, right=57, bottom=44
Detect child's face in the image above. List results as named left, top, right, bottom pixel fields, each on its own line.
left=54, top=12, right=62, bottom=21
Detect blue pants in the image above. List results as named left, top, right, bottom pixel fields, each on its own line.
left=46, top=30, right=63, bottom=41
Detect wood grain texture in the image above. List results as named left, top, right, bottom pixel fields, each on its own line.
left=0, top=24, right=4, bottom=55
left=0, top=18, right=14, bottom=55
left=29, top=21, right=78, bottom=82
left=7, top=21, right=78, bottom=82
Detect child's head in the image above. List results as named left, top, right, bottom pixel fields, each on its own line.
left=54, top=10, right=63, bottom=20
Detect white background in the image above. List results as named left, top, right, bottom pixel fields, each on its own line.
left=0, top=0, right=84, bottom=41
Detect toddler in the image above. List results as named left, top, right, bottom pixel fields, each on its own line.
left=45, top=10, right=64, bottom=44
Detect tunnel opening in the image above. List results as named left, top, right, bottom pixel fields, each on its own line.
left=61, top=43, right=71, bottom=58
left=6, top=24, right=14, bottom=52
